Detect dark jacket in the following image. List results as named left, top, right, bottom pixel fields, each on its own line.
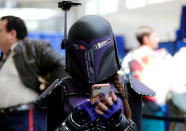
left=46, top=78, right=138, bottom=131
left=12, top=38, right=67, bottom=94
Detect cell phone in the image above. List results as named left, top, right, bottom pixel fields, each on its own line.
left=91, top=83, right=111, bottom=103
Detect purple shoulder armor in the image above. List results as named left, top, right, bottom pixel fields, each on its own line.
left=121, top=74, right=155, bottom=97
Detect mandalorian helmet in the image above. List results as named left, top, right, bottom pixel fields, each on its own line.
left=66, top=15, right=121, bottom=84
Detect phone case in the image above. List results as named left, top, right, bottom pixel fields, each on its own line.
left=91, top=84, right=111, bottom=103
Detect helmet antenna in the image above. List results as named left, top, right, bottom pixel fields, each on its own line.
left=58, top=1, right=82, bottom=49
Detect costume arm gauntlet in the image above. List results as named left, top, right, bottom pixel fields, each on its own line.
left=112, top=114, right=138, bottom=131
left=55, top=113, right=91, bottom=131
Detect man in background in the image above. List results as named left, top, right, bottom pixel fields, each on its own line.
left=122, top=26, right=172, bottom=131
left=0, top=15, right=67, bottom=131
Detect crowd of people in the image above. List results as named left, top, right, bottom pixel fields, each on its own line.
left=122, top=26, right=186, bottom=131
left=0, top=8, right=185, bottom=131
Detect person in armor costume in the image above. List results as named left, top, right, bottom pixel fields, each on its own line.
left=38, top=15, right=155, bottom=131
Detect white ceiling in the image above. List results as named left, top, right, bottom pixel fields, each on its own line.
left=0, top=0, right=60, bottom=8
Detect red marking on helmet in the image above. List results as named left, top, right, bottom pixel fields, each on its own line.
left=80, top=45, right=86, bottom=49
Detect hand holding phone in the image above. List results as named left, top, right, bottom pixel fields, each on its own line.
left=92, top=89, right=121, bottom=120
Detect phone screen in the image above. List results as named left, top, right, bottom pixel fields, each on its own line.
left=91, top=84, right=110, bottom=98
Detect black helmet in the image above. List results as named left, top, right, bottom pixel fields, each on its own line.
left=66, top=15, right=120, bottom=84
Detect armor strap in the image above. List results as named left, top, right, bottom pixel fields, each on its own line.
left=56, top=113, right=90, bottom=131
